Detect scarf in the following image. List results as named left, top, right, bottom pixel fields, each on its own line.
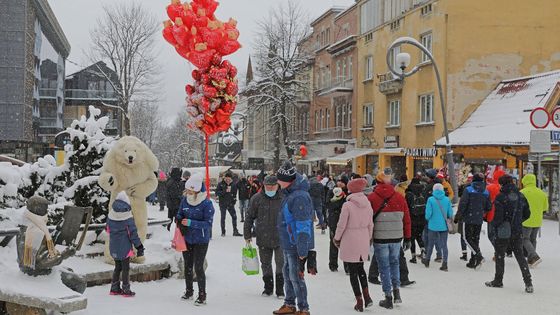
left=23, top=210, right=58, bottom=268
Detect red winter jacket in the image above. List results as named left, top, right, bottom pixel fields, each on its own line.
left=485, top=169, right=506, bottom=222
left=368, top=183, right=412, bottom=243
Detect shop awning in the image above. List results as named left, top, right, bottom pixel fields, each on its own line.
left=326, top=148, right=377, bottom=165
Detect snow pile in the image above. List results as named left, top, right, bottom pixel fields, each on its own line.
left=437, top=70, right=560, bottom=146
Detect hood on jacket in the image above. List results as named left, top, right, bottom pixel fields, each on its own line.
left=471, top=181, right=487, bottom=193
left=110, top=198, right=132, bottom=221
left=170, top=168, right=182, bottom=181
left=373, top=183, right=396, bottom=198
left=489, top=169, right=506, bottom=184
left=432, top=189, right=447, bottom=200
left=522, top=174, right=537, bottom=188
left=285, top=173, right=309, bottom=194
left=346, top=192, right=370, bottom=208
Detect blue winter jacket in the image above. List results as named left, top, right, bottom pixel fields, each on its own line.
left=277, top=173, right=315, bottom=257
left=177, top=196, right=215, bottom=245
left=107, top=200, right=142, bottom=260
left=425, top=190, right=454, bottom=232
left=457, top=181, right=491, bottom=225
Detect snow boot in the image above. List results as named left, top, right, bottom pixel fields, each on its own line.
left=409, top=256, right=417, bottom=264
left=110, top=282, right=122, bottom=296
left=362, top=287, right=373, bottom=308
left=474, top=255, right=483, bottom=270
left=121, top=289, right=136, bottom=297
left=273, top=305, right=297, bottom=315
left=400, top=279, right=416, bottom=287
left=379, top=293, right=393, bottom=309
left=434, top=256, right=443, bottom=263
left=393, top=289, right=402, bottom=304
left=440, top=262, right=448, bottom=272
left=194, top=292, right=207, bottom=306
left=460, top=252, right=468, bottom=261
left=262, top=276, right=274, bottom=296
left=466, top=256, right=476, bottom=269
left=422, top=258, right=430, bottom=268
left=528, top=255, right=542, bottom=268
left=233, top=230, right=243, bottom=237
left=181, top=289, right=194, bottom=300
left=525, top=283, right=534, bottom=293
left=369, top=277, right=381, bottom=285
left=354, top=295, right=364, bottom=312
left=275, top=274, right=285, bottom=299
left=485, top=280, right=503, bottom=288
left=307, top=250, right=317, bottom=275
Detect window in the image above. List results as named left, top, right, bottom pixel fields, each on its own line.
left=421, top=4, right=433, bottom=16
left=335, top=106, right=341, bottom=127
left=304, top=112, right=309, bottom=132
left=346, top=104, right=352, bottom=128
left=336, top=61, right=341, bottom=82
left=363, top=104, right=374, bottom=126
left=341, top=105, right=347, bottom=128
left=320, top=109, right=324, bottom=130
left=326, top=108, right=330, bottom=129
left=315, top=111, right=319, bottom=131
left=419, top=94, right=434, bottom=123
left=360, top=0, right=382, bottom=34
left=420, top=32, right=433, bottom=63
left=342, top=59, right=347, bottom=81
left=348, top=56, right=353, bottom=78
left=388, top=46, right=401, bottom=70
left=365, top=56, right=373, bottom=80
left=388, top=100, right=400, bottom=127
left=364, top=32, right=373, bottom=43
left=326, top=28, right=330, bottom=45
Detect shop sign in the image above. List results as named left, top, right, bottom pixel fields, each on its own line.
left=384, top=135, right=399, bottom=148
left=405, top=148, right=437, bottom=158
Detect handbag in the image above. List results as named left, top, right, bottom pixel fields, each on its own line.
left=435, top=199, right=457, bottom=234
left=171, top=227, right=187, bottom=252
left=242, top=245, right=260, bottom=275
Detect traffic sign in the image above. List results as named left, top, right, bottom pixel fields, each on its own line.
left=530, top=130, right=551, bottom=153
left=552, top=107, right=560, bottom=128
left=552, top=130, right=560, bottom=142
left=530, top=107, right=550, bottom=129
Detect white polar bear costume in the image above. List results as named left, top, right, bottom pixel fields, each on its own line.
left=99, top=136, right=159, bottom=264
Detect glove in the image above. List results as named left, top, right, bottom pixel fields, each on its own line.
left=307, top=250, right=317, bottom=275
left=333, top=239, right=341, bottom=248
left=136, top=244, right=145, bottom=257
left=403, top=239, right=411, bottom=252
left=298, top=257, right=307, bottom=279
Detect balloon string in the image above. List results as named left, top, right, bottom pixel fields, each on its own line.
left=205, top=134, right=210, bottom=199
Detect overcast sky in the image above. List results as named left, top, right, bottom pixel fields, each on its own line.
left=48, top=0, right=355, bottom=123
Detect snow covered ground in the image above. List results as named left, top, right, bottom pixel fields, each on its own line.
left=68, top=203, right=560, bottom=315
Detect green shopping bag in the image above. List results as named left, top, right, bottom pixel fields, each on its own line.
left=242, top=245, right=260, bottom=276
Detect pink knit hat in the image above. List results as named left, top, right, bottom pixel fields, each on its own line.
left=347, top=178, right=367, bottom=194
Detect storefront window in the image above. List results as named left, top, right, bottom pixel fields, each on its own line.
left=366, top=155, right=379, bottom=175
left=413, top=159, right=433, bottom=176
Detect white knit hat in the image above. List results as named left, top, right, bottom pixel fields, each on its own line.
left=333, top=187, right=343, bottom=198
left=116, top=191, right=130, bottom=204
left=185, top=173, right=203, bottom=192
left=433, top=183, right=444, bottom=192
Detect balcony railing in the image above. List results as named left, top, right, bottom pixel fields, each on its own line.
left=378, top=72, right=403, bottom=95
left=65, top=89, right=118, bottom=100
left=313, top=126, right=353, bottom=140
left=39, top=118, right=62, bottom=128
left=39, top=89, right=59, bottom=98
left=315, top=77, right=354, bottom=96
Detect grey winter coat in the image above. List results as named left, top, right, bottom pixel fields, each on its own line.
left=244, top=189, right=284, bottom=248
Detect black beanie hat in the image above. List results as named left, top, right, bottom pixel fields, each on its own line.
left=277, top=160, right=297, bottom=182
left=473, top=173, right=485, bottom=182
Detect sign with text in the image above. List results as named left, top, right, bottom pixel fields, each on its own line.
left=384, top=135, right=399, bottom=148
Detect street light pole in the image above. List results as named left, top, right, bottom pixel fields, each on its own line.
left=386, top=37, right=458, bottom=203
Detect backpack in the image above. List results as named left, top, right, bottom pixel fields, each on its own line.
left=410, top=194, right=426, bottom=217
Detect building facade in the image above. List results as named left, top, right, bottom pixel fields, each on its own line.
left=352, top=0, right=560, bottom=179
left=0, top=0, right=70, bottom=161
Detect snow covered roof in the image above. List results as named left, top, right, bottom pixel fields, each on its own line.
left=436, top=70, right=560, bottom=147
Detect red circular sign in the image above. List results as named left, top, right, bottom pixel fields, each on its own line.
left=552, top=107, right=560, bottom=128
left=530, top=107, right=550, bottom=129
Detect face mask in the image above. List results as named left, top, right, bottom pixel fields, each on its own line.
left=265, top=190, right=277, bottom=197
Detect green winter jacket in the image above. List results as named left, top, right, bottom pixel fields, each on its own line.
left=520, top=174, right=549, bottom=228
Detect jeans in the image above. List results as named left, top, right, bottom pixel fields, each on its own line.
left=259, top=246, right=284, bottom=277
left=369, top=247, right=409, bottom=282
left=111, top=258, right=131, bottom=291
left=283, top=251, right=309, bottom=311
left=347, top=262, right=368, bottom=297
left=410, top=224, right=425, bottom=255
left=314, top=205, right=325, bottom=226
left=493, top=237, right=532, bottom=285
left=423, top=226, right=441, bottom=258
left=373, top=242, right=401, bottom=294
left=239, top=199, right=249, bottom=221
left=425, top=230, right=449, bottom=263
left=183, top=243, right=209, bottom=293
left=522, top=227, right=540, bottom=260
left=220, top=204, right=238, bottom=234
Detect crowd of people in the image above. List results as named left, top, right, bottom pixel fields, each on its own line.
left=116, top=162, right=548, bottom=314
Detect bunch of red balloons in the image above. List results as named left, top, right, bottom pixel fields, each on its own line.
left=162, top=0, right=241, bottom=136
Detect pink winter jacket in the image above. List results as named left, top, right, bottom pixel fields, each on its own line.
left=334, top=192, right=374, bottom=263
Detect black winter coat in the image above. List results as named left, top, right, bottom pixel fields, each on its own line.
left=326, top=196, right=346, bottom=231
left=216, top=181, right=238, bottom=207
left=237, top=179, right=251, bottom=201
left=166, top=168, right=184, bottom=220
left=457, top=181, right=492, bottom=225
left=243, top=190, right=284, bottom=248
left=406, top=182, right=426, bottom=227
left=492, top=184, right=531, bottom=239
left=308, top=178, right=324, bottom=210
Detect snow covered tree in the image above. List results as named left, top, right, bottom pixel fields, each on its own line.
left=61, top=106, right=116, bottom=224
left=248, top=1, right=311, bottom=169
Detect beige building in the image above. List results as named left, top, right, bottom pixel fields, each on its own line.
left=351, top=0, right=560, bottom=178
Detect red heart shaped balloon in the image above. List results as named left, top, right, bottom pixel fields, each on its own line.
left=162, top=21, right=177, bottom=46
left=166, top=0, right=184, bottom=21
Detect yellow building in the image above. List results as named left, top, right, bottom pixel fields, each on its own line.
left=352, top=0, right=560, bottom=179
